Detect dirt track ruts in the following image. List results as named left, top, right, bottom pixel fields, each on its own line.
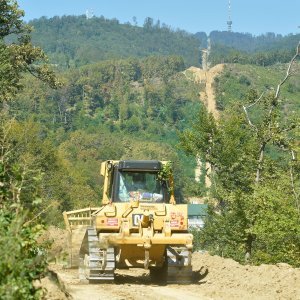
left=45, top=251, right=300, bottom=300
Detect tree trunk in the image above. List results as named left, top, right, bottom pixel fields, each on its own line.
left=255, top=142, right=266, bottom=184
left=245, top=234, right=254, bottom=262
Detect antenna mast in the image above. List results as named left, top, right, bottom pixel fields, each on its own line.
left=86, top=9, right=94, bottom=20
left=227, top=0, right=232, bottom=32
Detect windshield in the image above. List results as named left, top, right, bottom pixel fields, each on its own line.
left=117, top=171, right=167, bottom=203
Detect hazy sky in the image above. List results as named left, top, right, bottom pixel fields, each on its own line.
left=18, top=0, right=300, bottom=36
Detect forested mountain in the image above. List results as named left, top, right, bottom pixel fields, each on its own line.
left=214, top=63, right=300, bottom=111
left=25, top=15, right=300, bottom=69
left=207, top=31, right=300, bottom=53
left=27, top=15, right=201, bottom=68
left=199, top=31, right=300, bottom=66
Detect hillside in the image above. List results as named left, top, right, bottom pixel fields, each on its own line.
left=26, top=15, right=300, bottom=69
left=11, top=55, right=203, bottom=217
left=207, top=31, right=300, bottom=53
left=195, top=31, right=300, bottom=67
left=214, top=62, right=300, bottom=112
left=28, top=15, right=201, bottom=68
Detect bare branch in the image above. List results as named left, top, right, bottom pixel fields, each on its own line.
left=244, top=91, right=265, bottom=110
left=242, top=92, right=264, bottom=132
left=243, top=105, right=257, bottom=133
left=24, top=202, right=57, bottom=226
left=252, top=39, right=299, bottom=185
left=267, top=41, right=300, bottom=134
left=274, top=41, right=300, bottom=99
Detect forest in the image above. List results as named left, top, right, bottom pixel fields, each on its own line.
left=0, top=1, right=299, bottom=298
left=26, top=15, right=202, bottom=68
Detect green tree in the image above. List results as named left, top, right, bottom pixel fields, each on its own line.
left=0, top=0, right=60, bottom=108
left=181, top=43, right=300, bottom=266
left=0, top=1, right=60, bottom=298
left=0, top=118, right=48, bottom=299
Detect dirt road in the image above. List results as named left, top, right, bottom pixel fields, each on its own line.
left=45, top=251, right=300, bottom=300
left=185, top=64, right=224, bottom=186
left=50, top=266, right=210, bottom=300
left=185, top=64, right=224, bottom=120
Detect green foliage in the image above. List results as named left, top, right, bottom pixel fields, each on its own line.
left=23, top=16, right=300, bottom=70
left=8, top=0, right=300, bottom=275
left=209, top=43, right=295, bottom=67
left=13, top=56, right=195, bottom=133
left=189, top=227, right=202, bottom=251
left=0, top=117, right=48, bottom=299
left=207, top=31, right=299, bottom=67
left=0, top=212, right=47, bottom=300
left=0, top=2, right=64, bottom=298
left=0, top=1, right=60, bottom=107
left=27, top=15, right=201, bottom=68
left=181, top=56, right=300, bottom=266
left=208, top=31, right=300, bottom=54
left=249, top=183, right=300, bottom=266
left=8, top=54, right=201, bottom=205
left=214, top=63, right=300, bottom=114
left=157, top=162, right=174, bottom=194
left=201, top=178, right=300, bottom=265
left=141, top=55, right=185, bottom=81
left=0, top=0, right=24, bottom=37
left=158, top=162, right=173, bottom=182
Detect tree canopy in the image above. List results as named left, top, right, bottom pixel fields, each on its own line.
left=181, top=46, right=300, bottom=266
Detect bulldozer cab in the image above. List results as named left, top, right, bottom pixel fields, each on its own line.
left=103, top=160, right=170, bottom=204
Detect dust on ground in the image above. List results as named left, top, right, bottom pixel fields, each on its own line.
left=46, top=251, right=300, bottom=300
left=37, top=226, right=70, bottom=299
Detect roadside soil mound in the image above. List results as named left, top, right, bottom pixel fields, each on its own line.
left=40, top=226, right=69, bottom=263
left=36, top=274, right=69, bottom=300
left=192, top=252, right=300, bottom=299
left=38, top=227, right=70, bottom=299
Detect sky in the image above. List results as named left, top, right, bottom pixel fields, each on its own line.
left=18, top=0, right=300, bottom=36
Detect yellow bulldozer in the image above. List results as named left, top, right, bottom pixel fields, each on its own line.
left=63, top=160, right=193, bottom=283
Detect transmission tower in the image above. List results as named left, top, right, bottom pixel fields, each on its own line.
left=227, top=0, right=232, bottom=32
left=86, top=9, right=94, bottom=20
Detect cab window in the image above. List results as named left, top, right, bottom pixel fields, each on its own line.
left=117, top=171, right=167, bottom=202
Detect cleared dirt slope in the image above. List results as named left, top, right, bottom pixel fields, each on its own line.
left=192, top=252, right=300, bottom=300
left=185, top=64, right=224, bottom=187
left=186, top=64, right=224, bottom=120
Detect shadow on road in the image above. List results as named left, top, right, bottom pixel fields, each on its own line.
left=113, top=267, right=209, bottom=286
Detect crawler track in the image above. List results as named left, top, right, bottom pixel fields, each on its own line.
left=79, top=227, right=115, bottom=282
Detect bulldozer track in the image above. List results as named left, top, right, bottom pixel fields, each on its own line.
left=79, top=227, right=115, bottom=282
